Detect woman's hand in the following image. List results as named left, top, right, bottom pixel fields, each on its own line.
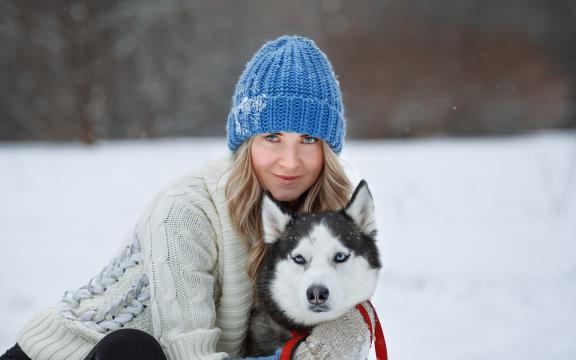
left=291, top=302, right=374, bottom=359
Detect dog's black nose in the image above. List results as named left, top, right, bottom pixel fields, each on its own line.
left=306, top=285, right=329, bottom=305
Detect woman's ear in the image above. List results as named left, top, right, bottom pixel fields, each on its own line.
left=344, top=180, right=377, bottom=237
left=261, top=192, right=292, bottom=244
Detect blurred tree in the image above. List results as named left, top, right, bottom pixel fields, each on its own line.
left=0, top=0, right=574, bottom=142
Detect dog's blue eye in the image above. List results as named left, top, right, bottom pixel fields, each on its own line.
left=334, top=253, right=349, bottom=263
left=292, top=255, right=306, bottom=265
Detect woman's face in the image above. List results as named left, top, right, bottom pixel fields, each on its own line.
left=251, top=132, right=324, bottom=202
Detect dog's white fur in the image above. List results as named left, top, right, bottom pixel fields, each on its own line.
left=271, top=222, right=379, bottom=326
left=262, top=183, right=379, bottom=326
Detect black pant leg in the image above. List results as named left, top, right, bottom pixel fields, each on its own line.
left=0, top=344, right=32, bottom=360
left=83, top=329, right=168, bottom=360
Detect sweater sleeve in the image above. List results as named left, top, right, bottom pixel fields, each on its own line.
left=139, top=183, right=228, bottom=360
left=291, top=301, right=375, bottom=360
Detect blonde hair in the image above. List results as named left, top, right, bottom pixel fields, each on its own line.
left=225, top=137, right=353, bottom=282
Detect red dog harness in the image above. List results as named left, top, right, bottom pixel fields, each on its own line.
left=279, top=301, right=388, bottom=360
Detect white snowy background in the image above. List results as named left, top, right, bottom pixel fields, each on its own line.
left=1, top=132, right=575, bottom=359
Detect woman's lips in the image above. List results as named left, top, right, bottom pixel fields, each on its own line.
left=273, top=174, right=302, bottom=184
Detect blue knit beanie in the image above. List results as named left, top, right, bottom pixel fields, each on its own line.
left=226, top=35, right=345, bottom=154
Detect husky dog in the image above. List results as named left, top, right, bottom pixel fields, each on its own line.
left=244, top=180, right=381, bottom=357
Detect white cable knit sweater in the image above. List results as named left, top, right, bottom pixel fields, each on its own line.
left=16, top=155, right=375, bottom=360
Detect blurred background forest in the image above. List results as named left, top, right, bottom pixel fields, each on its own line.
left=1, top=0, right=575, bottom=143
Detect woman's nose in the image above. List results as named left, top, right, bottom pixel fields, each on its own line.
left=278, top=146, right=300, bottom=170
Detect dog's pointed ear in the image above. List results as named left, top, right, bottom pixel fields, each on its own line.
left=345, top=180, right=377, bottom=236
left=261, top=192, right=291, bottom=244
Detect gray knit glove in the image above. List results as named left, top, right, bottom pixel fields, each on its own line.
left=292, top=301, right=375, bottom=360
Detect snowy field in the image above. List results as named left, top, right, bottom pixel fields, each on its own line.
left=1, top=132, right=575, bottom=359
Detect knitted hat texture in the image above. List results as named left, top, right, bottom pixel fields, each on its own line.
left=226, top=35, right=345, bottom=153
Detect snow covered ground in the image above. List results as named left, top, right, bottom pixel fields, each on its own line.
left=1, top=132, right=575, bottom=359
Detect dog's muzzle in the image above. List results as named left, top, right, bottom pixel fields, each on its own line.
left=309, top=304, right=329, bottom=313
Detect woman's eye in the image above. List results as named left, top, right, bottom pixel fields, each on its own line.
left=264, top=134, right=279, bottom=142
left=292, top=255, right=306, bottom=265
left=334, top=252, right=349, bottom=263
left=302, top=136, right=317, bottom=144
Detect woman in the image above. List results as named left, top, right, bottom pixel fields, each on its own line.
left=1, top=35, right=374, bottom=360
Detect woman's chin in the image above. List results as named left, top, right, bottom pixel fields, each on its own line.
left=268, top=189, right=302, bottom=203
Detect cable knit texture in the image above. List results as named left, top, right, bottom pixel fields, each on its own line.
left=15, top=155, right=372, bottom=360
left=16, top=156, right=251, bottom=360
left=227, top=35, right=346, bottom=153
